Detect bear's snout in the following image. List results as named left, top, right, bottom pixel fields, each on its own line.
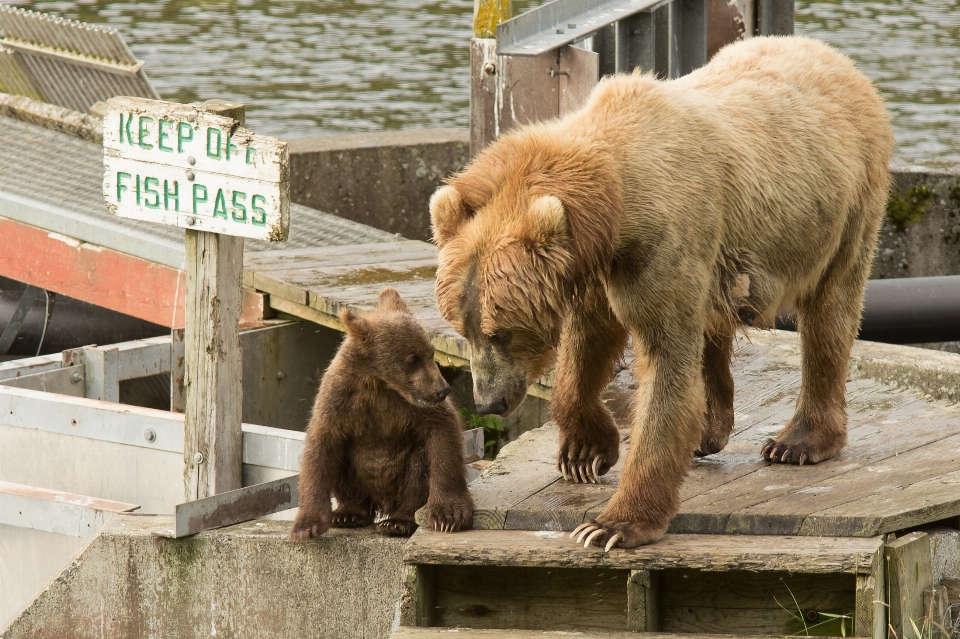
left=434, top=385, right=451, bottom=403
left=476, top=397, right=508, bottom=416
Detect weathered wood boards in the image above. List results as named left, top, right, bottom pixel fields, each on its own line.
left=465, top=336, right=960, bottom=538
left=402, top=529, right=883, bottom=636
left=103, top=96, right=289, bottom=241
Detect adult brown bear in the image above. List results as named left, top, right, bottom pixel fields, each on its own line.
left=429, top=36, right=894, bottom=550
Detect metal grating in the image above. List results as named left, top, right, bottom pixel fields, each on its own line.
left=0, top=5, right=158, bottom=114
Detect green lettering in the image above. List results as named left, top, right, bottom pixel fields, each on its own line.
left=177, top=122, right=194, bottom=153
left=116, top=171, right=131, bottom=202
left=135, top=174, right=142, bottom=206
left=245, top=147, right=256, bottom=165
left=119, top=113, right=135, bottom=145
left=144, top=177, right=161, bottom=209
left=251, top=194, right=267, bottom=226
left=158, top=120, right=174, bottom=152
left=164, top=180, right=179, bottom=211
left=138, top=117, right=154, bottom=150
left=192, top=184, right=208, bottom=215
left=213, top=189, right=228, bottom=219
left=226, top=133, right=239, bottom=161
left=206, top=127, right=222, bottom=159
left=231, top=191, right=247, bottom=222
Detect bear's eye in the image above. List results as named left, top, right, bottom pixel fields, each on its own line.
left=405, top=354, right=420, bottom=368
left=489, top=330, right=511, bottom=346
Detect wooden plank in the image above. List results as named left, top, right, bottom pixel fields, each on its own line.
left=727, top=413, right=960, bottom=535
left=404, top=528, right=883, bottom=574
left=886, top=532, right=933, bottom=639
left=392, top=630, right=828, bottom=639
left=432, top=564, right=629, bottom=632
left=800, top=467, right=960, bottom=537
left=469, top=425, right=570, bottom=529
left=0, top=366, right=83, bottom=396
left=659, top=569, right=856, bottom=636
left=855, top=543, right=885, bottom=637
left=628, top=570, right=660, bottom=631
left=242, top=240, right=432, bottom=273
left=183, top=224, right=244, bottom=500
left=673, top=385, right=940, bottom=535
left=0, top=214, right=186, bottom=328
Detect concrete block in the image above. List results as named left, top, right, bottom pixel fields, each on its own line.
left=288, top=129, right=469, bottom=242
left=3, top=515, right=406, bottom=639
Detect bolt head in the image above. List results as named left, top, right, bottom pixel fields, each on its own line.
left=194, top=452, right=203, bottom=463
left=482, top=61, right=497, bottom=75
left=276, top=370, right=286, bottom=381
left=186, top=170, right=195, bottom=181
left=187, top=156, right=196, bottom=166
left=70, top=370, right=83, bottom=384
left=143, top=428, right=156, bottom=443
left=186, top=216, right=196, bottom=226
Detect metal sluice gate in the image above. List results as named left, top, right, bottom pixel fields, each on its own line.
left=0, top=4, right=158, bottom=114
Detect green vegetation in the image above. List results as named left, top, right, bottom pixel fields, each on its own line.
left=887, top=184, right=935, bottom=231
left=459, top=406, right=507, bottom=459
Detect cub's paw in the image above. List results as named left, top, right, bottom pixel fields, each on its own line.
left=377, top=518, right=418, bottom=537
left=331, top=510, right=374, bottom=528
left=427, top=497, right=474, bottom=533
left=557, top=426, right=621, bottom=484
left=290, top=518, right=329, bottom=541
left=570, top=519, right=667, bottom=551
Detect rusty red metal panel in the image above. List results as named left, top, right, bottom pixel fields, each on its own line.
left=0, top=215, right=186, bottom=328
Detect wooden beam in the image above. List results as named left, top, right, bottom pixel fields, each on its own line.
left=0, top=214, right=186, bottom=328
left=627, top=569, right=660, bottom=631
left=886, top=532, right=933, bottom=639
left=183, top=100, right=246, bottom=501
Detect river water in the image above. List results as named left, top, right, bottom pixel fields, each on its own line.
left=6, top=0, right=959, bottom=166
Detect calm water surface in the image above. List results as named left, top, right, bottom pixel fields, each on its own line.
left=6, top=0, right=959, bottom=165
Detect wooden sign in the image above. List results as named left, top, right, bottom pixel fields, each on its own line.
left=103, top=96, right=289, bottom=242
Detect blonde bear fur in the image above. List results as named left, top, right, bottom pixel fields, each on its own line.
left=430, top=36, right=894, bottom=549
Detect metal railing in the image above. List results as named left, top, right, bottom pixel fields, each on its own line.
left=471, top=0, right=794, bottom=154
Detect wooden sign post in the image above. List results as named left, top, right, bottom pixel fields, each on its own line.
left=103, top=97, right=289, bottom=500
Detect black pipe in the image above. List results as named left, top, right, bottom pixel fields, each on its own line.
left=0, top=277, right=167, bottom=357
left=776, top=275, right=960, bottom=345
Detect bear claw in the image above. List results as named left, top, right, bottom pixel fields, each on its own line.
left=558, top=455, right=603, bottom=484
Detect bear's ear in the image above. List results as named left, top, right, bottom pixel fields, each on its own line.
left=430, top=185, right=470, bottom=246
left=526, top=195, right=568, bottom=242
left=340, top=308, right=372, bottom=341
left=377, top=287, right=411, bottom=314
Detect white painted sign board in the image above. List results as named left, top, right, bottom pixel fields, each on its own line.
left=103, top=96, right=289, bottom=242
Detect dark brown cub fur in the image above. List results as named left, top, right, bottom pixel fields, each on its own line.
left=291, top=287, right=474, bottom=540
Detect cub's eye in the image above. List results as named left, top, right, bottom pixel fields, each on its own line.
left=405, top=354, right=420, bottom=367
left=489, top=330, right=510, bottom=345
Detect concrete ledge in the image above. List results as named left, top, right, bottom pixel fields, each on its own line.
left=0, top=92, right=101, bottom=143
left=875, top=165, right=960, bottom=278
left=288, top=129, right=469, bottom=242
left=3, top=514, right=405, bottom=639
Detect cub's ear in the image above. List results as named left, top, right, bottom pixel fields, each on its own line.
left=340, top=308, right=372, bottom=341
left=377, top=287, right=411, bottom=314
left=430, top=185, right=470, bottom=246
left=526, top=195, right=568, bottom=243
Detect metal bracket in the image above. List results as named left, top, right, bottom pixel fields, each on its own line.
left=0, top=284, right=41, bottom=355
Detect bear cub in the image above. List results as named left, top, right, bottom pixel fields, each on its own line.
left=291, top=287, right=474, bottom=540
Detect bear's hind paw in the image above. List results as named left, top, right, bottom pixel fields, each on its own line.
left=570, top=519, right=666, bottom=551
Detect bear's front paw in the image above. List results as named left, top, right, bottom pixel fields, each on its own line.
left=570, top=518, right=667, bottom=551
left=290, top=517, right=329, bottom=540
left=427, top=496, right=474, bottom=533
left=557, top=426, right=621, bottom=484
left=377, top=518, right=418, bottom=537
